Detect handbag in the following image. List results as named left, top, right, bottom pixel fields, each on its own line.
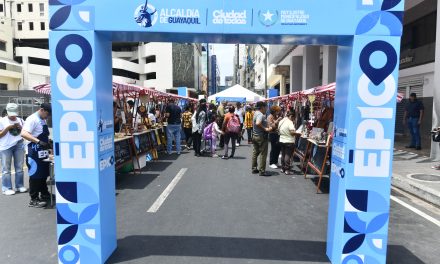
left=432, top=130, right=440, bottom=142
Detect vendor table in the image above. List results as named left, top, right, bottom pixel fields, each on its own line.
left=303, top=137, right=332, bottom=193
left=114, top=135, right=137, bottom=171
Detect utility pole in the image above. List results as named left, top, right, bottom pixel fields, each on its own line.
left=206, top=43, right=210, bottom=96
left=259, top=44, right=268, bottom=98
left=236, top=43, right=240, bottom=84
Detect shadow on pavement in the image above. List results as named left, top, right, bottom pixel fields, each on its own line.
left=141, top=161, right=173, bottom=172
left=107, top=235, right=329, bottom=263
left=107, top=235, right=425, bottom=264
left=116, top=173, right=160, bottom=190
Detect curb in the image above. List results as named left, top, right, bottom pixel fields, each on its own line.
left=392, top=173, right=440, bottom=207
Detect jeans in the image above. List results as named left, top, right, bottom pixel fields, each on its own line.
left=252, top=135, right=269, bottom=173
left=408, top=117, right=421, bottom=147
left=1, top=140, right=25, bottom=191
left=224, top=133, right=237, bottom=157
left=280, top=143, right=295, bottom=172
left=269, top=133, right=281, bottom=165
left=166, top=124, right=182, bottom=153
left=246, top=128, right=253, bottom=142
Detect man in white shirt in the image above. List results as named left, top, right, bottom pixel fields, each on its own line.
left=0, top=103, right=27, bottom=195
left=235, top=102, right=245, bottom=147
left=21, top=103, right=52, bottom=208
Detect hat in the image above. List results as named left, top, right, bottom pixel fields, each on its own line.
left=410, top=93, right=417, bottom=98
left=40, top=103, right=52, bottom=114
left=256, top=101, right=267, bottom=109
left=6, top=103, right=18, bottom=117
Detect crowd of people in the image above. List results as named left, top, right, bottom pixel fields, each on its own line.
left=163, top=99, right=299, bottom=176
left=0, top=102, right=53, bottom=208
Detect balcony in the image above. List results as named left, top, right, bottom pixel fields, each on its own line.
left=0, top=59, right=22, bottom=79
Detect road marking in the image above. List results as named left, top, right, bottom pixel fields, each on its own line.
left=147, top=168, right=187, bottom=213
left=391, top=195, right=440, bottom=227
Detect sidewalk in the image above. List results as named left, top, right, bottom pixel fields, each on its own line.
left=392, top=148, right=440, bottom=207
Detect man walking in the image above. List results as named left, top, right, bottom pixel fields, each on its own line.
left=403, top=93, right=424, bottom=150
left=21, top=103, right=52, bottom=208
left=252, top=101, right=272, bottom=176
left=0, top=103, right=27, bottom=195
left=235, top=102, right=245, bottom=147
left=165, top=99, right=182, bottom=154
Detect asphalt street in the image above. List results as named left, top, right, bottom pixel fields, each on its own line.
left=0, top=142, right=439, bottom=263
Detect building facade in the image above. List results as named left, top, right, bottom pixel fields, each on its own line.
left=0, top=1, right=202, bottom=93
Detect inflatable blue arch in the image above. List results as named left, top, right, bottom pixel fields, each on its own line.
left=49, top=0, right=404, bottom=263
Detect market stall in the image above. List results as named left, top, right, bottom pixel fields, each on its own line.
left=208, top=84, right=264, bottom=103
left=34, top=82, right=198, bottom=171
left=264, top=83, right=404, bottom=193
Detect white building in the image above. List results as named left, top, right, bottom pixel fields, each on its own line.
left=0, top=16, right=22, bottom=91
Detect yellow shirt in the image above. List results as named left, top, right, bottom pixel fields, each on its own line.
left=244, top=111, right=254, bottom=128
left=182, top=111, right=192, bottom=128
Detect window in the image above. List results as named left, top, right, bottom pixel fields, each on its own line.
left=29, top=22, right=34, bottom=31
left=39, top=3, right=44, bottom=12
left=146, top=72, right=157, bottom=80
left=401, top=12, right=437, bottom=51
left=0, top=4, right=4, bottom=13
left=17, top=4, right=21, bottom=12
left=17, top=22, right=22, bottom=31
left=0, top=83, right=7, bottom=90
left=28, top=3, right=33, bottom=12
left=145, top=55, right=156, bottom=64
left=40, top=22, right=45, bottom=31
left=0, top=41, right=6, bottom=51
left=0, top=63, right=6, bottom=70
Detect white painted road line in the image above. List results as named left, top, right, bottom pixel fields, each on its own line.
left=391, top=195, right=440, bottom=227
left=147, top=168, right=187, bottom=213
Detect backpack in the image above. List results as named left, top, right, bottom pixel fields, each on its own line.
left=203, top=122, right=214, bottom=140
left=227, top=115, right=241, bottom=134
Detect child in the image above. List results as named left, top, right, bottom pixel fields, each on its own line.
left=211, top=115, right=224, bottom=157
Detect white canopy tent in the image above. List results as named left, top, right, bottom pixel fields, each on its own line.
left=208, top=84, right=265, bottom=103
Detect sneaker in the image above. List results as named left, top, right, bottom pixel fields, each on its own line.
left=29, top=199, right=47, bottom=208
left=221, top=156, right=229, bottom=160
left=259, top=172, right=272, bottom=177
left=212, top=154, right=219, bottom=158
left=432, top=165, right=440, bottom=170
left=17, top=187, right=28, bottom=193
left=405, top=145, right=415, bottom=149
left=269, top=164, right=278, bottom=169
left=235, top=143, right=240, bottom=147
left=252, top=169, right=260, bottom=174
left=415, top=146, right=422, bottom=150
left=3, top=189, right=15, bottom=196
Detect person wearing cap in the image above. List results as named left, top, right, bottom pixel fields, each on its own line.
left=21, top=103, right=52, bottom=208
left=0, top=103, right=27, bottom=195
left=252, top=101, right=273, bottom=176
left=403, top=93, right=424, bottom=150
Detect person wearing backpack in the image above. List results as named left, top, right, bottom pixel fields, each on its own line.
left=222, top=106, right=240, bottom=159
